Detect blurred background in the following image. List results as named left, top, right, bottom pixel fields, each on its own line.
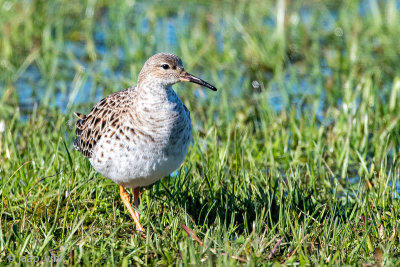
left=1, top=0, right=398, bottom=118
left=2, top=0, right=400, bottom=183
left=1, top=0, right=400, bottom=264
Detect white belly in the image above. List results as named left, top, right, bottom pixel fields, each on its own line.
left=90, top=129, right=191, bottom=188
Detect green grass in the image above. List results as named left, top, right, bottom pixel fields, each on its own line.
left=1, top=0, right=400, bottom=265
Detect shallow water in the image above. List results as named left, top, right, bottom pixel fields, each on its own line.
left=8, top=0, right=394, bottom=115
left=2, top=1, right=399, bottom=195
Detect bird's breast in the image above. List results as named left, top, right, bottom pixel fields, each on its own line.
left=90, top=101, right=192, bottom=187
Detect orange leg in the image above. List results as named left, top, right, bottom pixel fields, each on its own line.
left=119, top=186, right=144, bottom=233
left=133, top=187, right=140, bottom=220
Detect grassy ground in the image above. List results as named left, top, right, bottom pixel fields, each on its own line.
left=1, top=0, right=400, bottom=265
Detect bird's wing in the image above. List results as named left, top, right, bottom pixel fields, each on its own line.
left=73, top=87, right=136, bottom=158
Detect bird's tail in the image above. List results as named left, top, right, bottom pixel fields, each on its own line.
left=73, top=112, right=87, bottom=151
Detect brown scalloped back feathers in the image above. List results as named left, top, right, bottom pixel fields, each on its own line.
left=73, top=87, right=136, bottom=158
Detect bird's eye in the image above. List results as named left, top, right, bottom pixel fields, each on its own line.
left=161, top=64, right=170, bottom=70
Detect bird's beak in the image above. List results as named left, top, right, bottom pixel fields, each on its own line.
left=180, top=72, right=217, bottom=91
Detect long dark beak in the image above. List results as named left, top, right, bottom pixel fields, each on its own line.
left=180, top=72, right=217, bottom=91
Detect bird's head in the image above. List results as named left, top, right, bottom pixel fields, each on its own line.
left=138, top=53, right=217, bottom=91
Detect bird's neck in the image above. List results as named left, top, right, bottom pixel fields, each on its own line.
left=133, top=81, right=187, bottom=138
left=136, top=80, right=180, bottom=109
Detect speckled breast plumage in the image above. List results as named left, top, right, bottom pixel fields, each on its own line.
left=74, top=86, right=192, bottom=188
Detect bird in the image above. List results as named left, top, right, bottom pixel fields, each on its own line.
left=73, top=53, right=217, bottom=233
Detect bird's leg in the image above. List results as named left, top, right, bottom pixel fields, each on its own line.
left=119, top=186, right=144, bottom=233
left=133, top=187, right=140, bottom=220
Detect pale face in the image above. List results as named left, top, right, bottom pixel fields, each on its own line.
left=146, top=57, right=185, bottom=86
left=138, top=53, right=217, bottom=91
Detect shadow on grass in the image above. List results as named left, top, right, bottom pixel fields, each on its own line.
left=149, top=168, right=370, bottom=238
left=151, top=173, right=283, bottom=234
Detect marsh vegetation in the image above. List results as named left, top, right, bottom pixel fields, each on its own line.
left=1, top=0, right=399, bottom=265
